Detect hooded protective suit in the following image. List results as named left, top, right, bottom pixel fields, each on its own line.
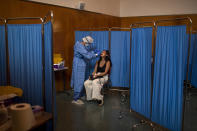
left=71, top=41, right=97, bottom=100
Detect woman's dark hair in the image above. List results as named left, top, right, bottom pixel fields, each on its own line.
left=98, top=50, right=112, bottom=66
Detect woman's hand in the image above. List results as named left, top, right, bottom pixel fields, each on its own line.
left=93, top=74, right=97, bottom=78
left=94, top=73, right=101, bottom=78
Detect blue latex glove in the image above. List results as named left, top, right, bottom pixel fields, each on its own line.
left=95, top=51, right=101, bottom=56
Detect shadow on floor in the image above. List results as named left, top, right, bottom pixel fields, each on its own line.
left=55, top=90, right=153, bottom=131
left=183, top=90, right=197, bottom=131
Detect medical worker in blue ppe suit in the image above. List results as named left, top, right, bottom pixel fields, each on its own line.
left=71, top=36, right=100, bottom=105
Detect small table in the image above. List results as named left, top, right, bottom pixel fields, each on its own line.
left=54, top=67, right=68, bottom=91
left=53, top=67, right=68, bottom=72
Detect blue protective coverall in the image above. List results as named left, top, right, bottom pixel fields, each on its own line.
left=70, top=41, right=97, bottom=100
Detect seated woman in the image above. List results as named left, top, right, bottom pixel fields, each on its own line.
left=84, top=50, right=111, bottom=106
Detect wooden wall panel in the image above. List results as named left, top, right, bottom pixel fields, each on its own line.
left=0, top=0, right=120, bottom=91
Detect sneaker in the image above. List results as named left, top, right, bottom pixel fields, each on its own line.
left=98, top=99, right=104, bottom=106
left=77, top=99, right=84, bottom=104
left=72, top=100, right=84, bottom=105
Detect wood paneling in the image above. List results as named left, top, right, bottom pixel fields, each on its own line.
left=0, top=0, right=120, bottom=91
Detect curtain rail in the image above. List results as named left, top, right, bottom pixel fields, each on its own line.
left=76, top=27, right=134, bottom=31
left=130, top=21, right=154, bottom=28
left=76, top=17, right=192, bottom=31
left=0, top=11, right=53, bottom=24
left=156, top=17, right=192, bottom=24
left=131, top=25, right=153, bottom=28
left=75, top=27, right=109, bottom=30
left=110, top=27, right=130, bottom=30
left=6, top=17, right=43, bottom=22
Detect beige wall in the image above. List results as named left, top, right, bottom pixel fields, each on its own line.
left=29, top=0, right=197, bottom=17
left=28, top=0, right=120, bottom=16
left=120, top=0, right=197, bottom=17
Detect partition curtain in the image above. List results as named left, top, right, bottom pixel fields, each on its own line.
left=75, top=31, right=109, bottom=78
left=89, top=31, right=109, bottom=74
left=8, top=24, right=43, bottom=105
left=151, top=25, right=188, bottom=131
left=190, top=34, right=197, bottom=87
left=0, top=25, right=7, bottom=85
left=44, top=22, right=56, bottom=130
left=75, top=31, right=91, bottom=43
left=110, top=31, right=130, bottom=87
left=130, top=27, right=152, bottom=119
left=44, top=22, right=56, bottom=115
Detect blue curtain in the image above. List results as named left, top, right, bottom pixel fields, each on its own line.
left=44, top=22, right=56, bottom=130
left=110, top=31, right=130, bottom=87
left=75, top=31, right=109, bottom=79
left=8, top=24, right=43, bottom=105
left=151, top=25, right=188, bottom=131
left=89, top=31, right=109, bottom=74
left=75, top=31, right=91, bottom=43
left=0, top=25, right=7, bottom=85
left=190, top=34, right=197, bottom=87
left=75, top=31, right=92, bottom=79
left=130, top=27, right=152, bottom=119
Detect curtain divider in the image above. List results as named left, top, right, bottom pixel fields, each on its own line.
left=189, top=32, right=197, bottom=83
left=50, top=18, right=55, bottom=131
left=41, top=21, right=46, bottom=110
left=150, top=22, right=157, bottom=120
left=108, top=28, right=111, bottom=53
left=1, top=10, right=54, bottom=110
left=186, top=22, right=193, bottom=84
left=129, top=21, right=155, bottom=126
left=181, top=19, right=193, bottom=131
left=129, top=25, right=133, bottom=110
left=152, top=17, right=192, bottom=131
left=4, top=20, right=10, bottom=85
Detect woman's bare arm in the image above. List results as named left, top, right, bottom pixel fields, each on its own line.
left=92, top=61, right=98, bottom=75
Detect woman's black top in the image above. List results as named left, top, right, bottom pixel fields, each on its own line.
left=97, top=60, right=108, bottom=73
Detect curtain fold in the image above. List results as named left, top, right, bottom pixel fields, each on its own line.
left=130, top=27, right=152, bottom=119
left=8, top=24, right=43, bottom=105
left=190, top=34, right=197, bottom=87
left=0, top=25, right=7, bottom=85
left=44, top=22, right=56, bottom=130
left=110, top=31, right=130, bottom=87
left=151, top=25, right=188, bottom=131
left=89, top=31, right=109, bottom=74
left=75, top=31, right=91, bottom=43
